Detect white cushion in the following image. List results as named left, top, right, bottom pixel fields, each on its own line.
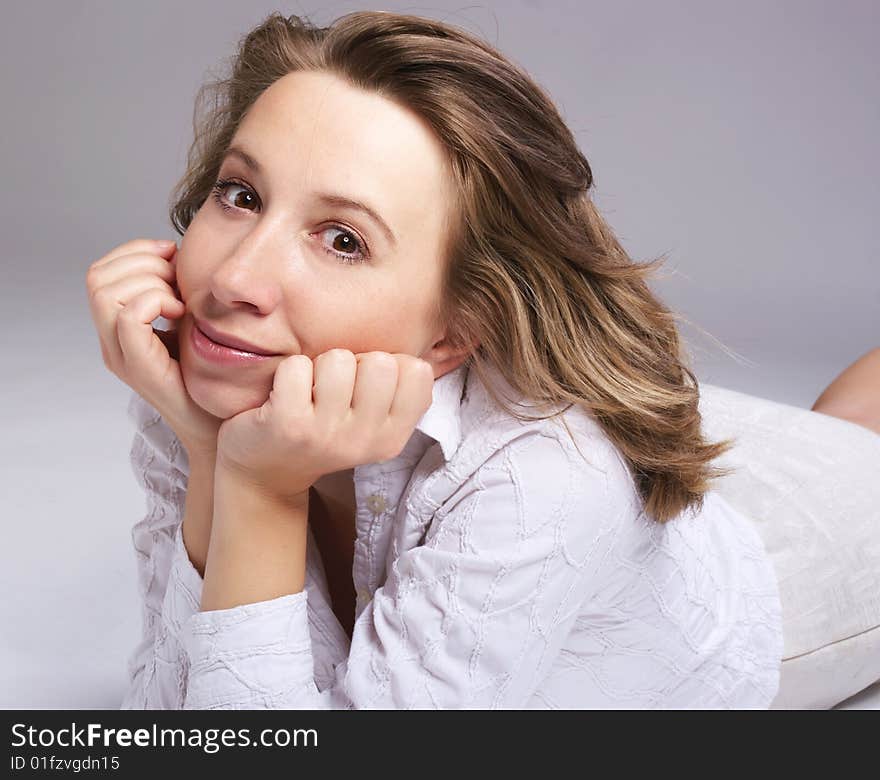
left=697, top=382, right=880, bottom=709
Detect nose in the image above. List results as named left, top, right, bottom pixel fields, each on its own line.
left=209, top=235, right=284, bottom=314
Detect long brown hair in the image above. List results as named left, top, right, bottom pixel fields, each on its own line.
left=168, top=10, right=736, bottom=523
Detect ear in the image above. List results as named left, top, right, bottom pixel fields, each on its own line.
left=419, top=335, right=480, bottom=380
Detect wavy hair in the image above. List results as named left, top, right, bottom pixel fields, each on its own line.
left=168, top=10, right=736, bottom=523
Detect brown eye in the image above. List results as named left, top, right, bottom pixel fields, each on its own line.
left=211, top=179, right=258, bottom=212
left=317, top=225, right=368, bottom=265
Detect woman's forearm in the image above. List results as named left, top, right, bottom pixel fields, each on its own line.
left=199, top=464, right=310, bottom=613
left=181, top=452, right=217, bottom=578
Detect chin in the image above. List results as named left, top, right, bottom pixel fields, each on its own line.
left=181, top=369, right=271, bottom=420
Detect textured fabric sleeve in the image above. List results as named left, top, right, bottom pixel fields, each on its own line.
left=120, top=391, right=205, bottom=709
left=180, top=429, right=618, bottom=709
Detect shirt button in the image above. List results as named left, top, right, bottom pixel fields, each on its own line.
left=357, top=588, right=372, bottom=603
left=366, top=493, right=387, bottom=515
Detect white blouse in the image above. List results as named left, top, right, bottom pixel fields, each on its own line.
left=120, top=361, right=783, bottom=709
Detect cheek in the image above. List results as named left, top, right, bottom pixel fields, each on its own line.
left=173, top=255, right=203, bottom=302
left=174, top=215, right=215, bottom=298
left=360, top=302, right=436, bottom=354
left=387, top=285, right=437, bottom=330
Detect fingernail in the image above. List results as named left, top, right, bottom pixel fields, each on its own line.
left=156, top=239, right=177, bottom=249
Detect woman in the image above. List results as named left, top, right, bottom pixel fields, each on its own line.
left=86, top=10, right=878, bottom=709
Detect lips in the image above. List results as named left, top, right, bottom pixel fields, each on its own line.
left=193, top=318, right=279, bottom=356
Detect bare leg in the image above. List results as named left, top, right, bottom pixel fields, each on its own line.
left=811, top=347, right=880, bottom=435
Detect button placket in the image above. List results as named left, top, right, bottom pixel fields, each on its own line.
left=355, top=489, right=391, bottom=605
left=366, top=492, right=388, bottom=515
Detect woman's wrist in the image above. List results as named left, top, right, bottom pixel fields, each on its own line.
left=180, top=438, right=218, bottom=466
left=200, top=464, right=310, bottom=611
left=214, top=452, right=313, bottom=510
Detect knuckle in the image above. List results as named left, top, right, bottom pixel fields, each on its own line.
left=365, top=351, right=397, bottom=370
left=277, top=355, right=304, bottom=379
left=416, top=358, right=435, bottom=380
left=86, top=266, right=102, bottom=288
left=117, top=302, right=139, bottom=323
left=90, top=286, right=111, bottom=307
left=155, top=255, right=175, bottom=273
left=399, top=357, right=425, bottom=378
left=319, top=348, right=354, bottom=365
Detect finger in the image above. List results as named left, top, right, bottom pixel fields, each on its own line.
left=88, top=254, right=177, bottom=289
left=351, top=352, right=399, bottom=426
left=90, top=275, right=180, bottom=369
left=117, top=288, right=185, bottom=369
left=313, top=349, right=358, bottom=423
left=264, top=354, right=315, bottom=426
left=91, top=273, right=179, bottom=344
left=388, top=356, right=435, bottom=428
left=94, top=273, right=178, bottom=306
left=89, top=238, right=177, bottom=271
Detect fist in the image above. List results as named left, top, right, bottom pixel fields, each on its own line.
left=215, top=349, right=435, bottom=501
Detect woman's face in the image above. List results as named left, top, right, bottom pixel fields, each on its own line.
left=176, top=69, right=466, bottom=419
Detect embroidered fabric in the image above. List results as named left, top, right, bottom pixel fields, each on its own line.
left=120, top=363, right=786, bottom=709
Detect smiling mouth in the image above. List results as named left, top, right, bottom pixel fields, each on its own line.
left=190, top=321, right=280, bottom=364
left=193, top=318, right=280, bottom=356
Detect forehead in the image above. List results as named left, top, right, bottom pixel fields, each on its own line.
left=232, top=70, right=454, bottom=238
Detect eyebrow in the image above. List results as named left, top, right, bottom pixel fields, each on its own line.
left=222, top=145, right=398, bottom=247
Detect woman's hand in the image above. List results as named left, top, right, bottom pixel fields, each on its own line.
left=215, top=349, right=435, bottom=503
left=86, top=237, right=222, bottom=458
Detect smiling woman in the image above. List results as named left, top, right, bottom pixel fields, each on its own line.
left=171, top=66, right=461, bottom=425
left=94, top=9, right=880, bottom=711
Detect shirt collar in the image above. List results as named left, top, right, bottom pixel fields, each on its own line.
left=412, top=362, right=469, bottom=461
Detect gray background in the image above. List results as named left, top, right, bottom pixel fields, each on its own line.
left=1, top=0, right=877, bottom=708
